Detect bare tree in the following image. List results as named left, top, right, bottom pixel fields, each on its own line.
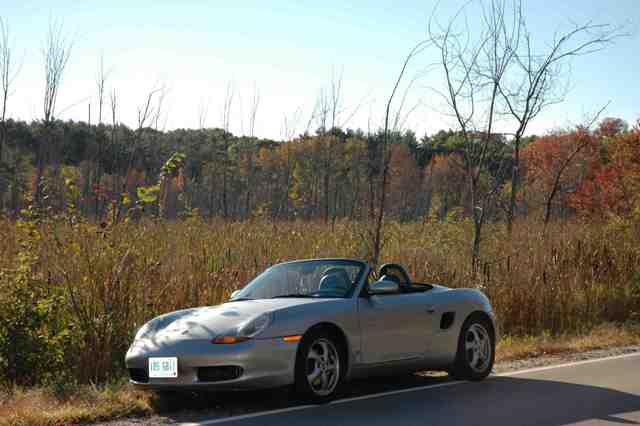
left=542, top=103, right=609, bottom=225
left=427, top=0, right=619, bottom=265
left=313, top=87, right=330, bottom=134
left=136, top=84, right=165, bottom=130
left=248, top=83, right=259, bottom=138
left=219, top=81, right=235, bottom=218
left=243, top=84, right=260, bottom=217
left=197, top=96, right=210, bottom=130
left=115, top=83, right=165, bottom=221
left=0, top=17, right=19, bottom=214
left=109, top=88, right=119, bottom=221
left=0, top=17, right=19, bottom=160
left=315, top=69, right=369, bottom=223
left=370, top=41, right=430, bottom=268
left=35, top=18, right=72, bottom=205
left=95, top=53, right=110, bottom=125
left=281, top=107, right=302, bottom=142
left=542, top=136, right=589, bottom=225
left=275, top=106, right=303, bottom=219
left=429, top=1, right=510, bottom=267
left=42, top=18, right=72, bottom=126
left=330, top=67, right=343, bottom=131
left=221, top=81, right=234, bottom=136
left=92, top=54, right=110, bottom=219
left=109, top=89, right=118, bottom=128
left=489, top=0, right=623, bottom=233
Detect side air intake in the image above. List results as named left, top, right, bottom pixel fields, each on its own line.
left=440, top=312, right=455, bottom=330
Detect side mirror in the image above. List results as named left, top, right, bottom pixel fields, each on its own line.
left=367, top=280, right=400, bottom=296
left=230, top=289, right=241, bottom=300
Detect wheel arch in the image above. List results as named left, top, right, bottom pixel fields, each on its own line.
left=302, top=322, right=351, bottom=377
left=463, top=310, right=496, bottom=341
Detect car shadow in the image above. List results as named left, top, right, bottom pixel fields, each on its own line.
left=151, top=371, right=640, bottom=425
left=382, top=375, right=640, bottom=426
left=148, top=372, right=450, bottom=418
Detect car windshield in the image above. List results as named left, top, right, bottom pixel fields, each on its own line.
left=231, top=260, right=366, bottom=300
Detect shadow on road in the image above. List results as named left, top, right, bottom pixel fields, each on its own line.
left=415, top=376, right=640, bottom=426
left=149, top=372, right=450, bottom=420
left=150, top=372, right=640, bottom=425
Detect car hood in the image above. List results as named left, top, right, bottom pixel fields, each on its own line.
left=137, top=298, right=328, bottom=342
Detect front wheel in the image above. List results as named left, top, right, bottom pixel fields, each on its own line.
left=294, top=329, right=345, bottom=402
left=449, top=314, right=495, bottom=381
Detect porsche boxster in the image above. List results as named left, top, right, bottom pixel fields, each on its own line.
left=125, top=258, right=497, bottom=401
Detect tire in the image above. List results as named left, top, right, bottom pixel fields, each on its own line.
left=449, top=313, right=495, bottom=381
left=294, top=328, right=346, bottom=402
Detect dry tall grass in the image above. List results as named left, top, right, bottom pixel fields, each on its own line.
left=0, top=216, right=639, bottom=385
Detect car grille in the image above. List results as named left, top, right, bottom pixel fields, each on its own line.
left=129, top=368, right=149, bottom=383
left=197, top=366, right=243, bottom=382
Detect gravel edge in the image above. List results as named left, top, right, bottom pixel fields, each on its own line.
left=492, top=344, right=640, bottom=374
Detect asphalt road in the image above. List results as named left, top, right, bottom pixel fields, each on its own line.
left=178, top=353, right=640, bottom=426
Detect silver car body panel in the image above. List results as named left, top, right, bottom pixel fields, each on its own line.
left=125, top=259, right=497, bottom=390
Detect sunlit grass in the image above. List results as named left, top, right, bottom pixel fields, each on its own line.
left=496, top=322, right=640, bottom=362
left=0, top=216, right=639, bottom=386
left=0, top=380, right=152, bottom=426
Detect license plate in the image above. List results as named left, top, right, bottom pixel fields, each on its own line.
left=149, top=357, right=178, bottom=378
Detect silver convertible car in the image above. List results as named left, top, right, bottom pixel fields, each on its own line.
left=126, top=259, right=497, bottom=401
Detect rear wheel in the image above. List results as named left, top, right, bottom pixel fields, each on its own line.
left=449, top=314, right=495, bottom=381
left=294, top=329, right=345, bottom=402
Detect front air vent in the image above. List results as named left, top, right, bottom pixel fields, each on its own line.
left=440, top=312, right=455, bottom=330
left=197, top=366, right=243, bottom=382
left=129, top=368, right=149, bottom=383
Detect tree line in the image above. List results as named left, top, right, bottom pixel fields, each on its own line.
left=0, top=115, right=637, bottom=223
left=0, top=0, right=629, bottom=266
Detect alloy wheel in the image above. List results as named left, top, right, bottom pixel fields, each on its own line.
left=306, top=338, right=340, bottom=396
left=465, top=323, right=492, bottom=374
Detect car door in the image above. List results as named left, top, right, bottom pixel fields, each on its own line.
left=357, top=283, right=440, bottom=364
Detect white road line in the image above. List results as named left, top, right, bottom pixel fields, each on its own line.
left=179, top=382, right=465, bottom=426
left=179, top=404, right=316, bottom=426
left=497, top=351, right=640, bottom=377
left=182, top=350, right=640, bottom=426
left=328, top=379, right=464, bottom=406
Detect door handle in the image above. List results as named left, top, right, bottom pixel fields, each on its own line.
left=425, top=306, right=436, bottom=314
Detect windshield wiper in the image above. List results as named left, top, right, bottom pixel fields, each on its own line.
left=271, top=293, right=314, bottom=298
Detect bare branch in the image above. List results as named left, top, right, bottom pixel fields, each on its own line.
left=248, top=83, right=259, bottom=138
left=0, top=16, right=20, bottom=157
left=42, top=17, right=73, bottom=125
left=581, top=100, right=611, bottom=130
left=371, top=39, right=430, bottom=267
left=281, top=107, right=303, bottom=142
left=197, top=96, right=210, bottom=130
left=95, top=53, right=111, bottom=125
left=109, top=88, right=118, bottom=127
left=222, top=81, right=235, bottom=134
left=136, top=83, right=164, bottom=130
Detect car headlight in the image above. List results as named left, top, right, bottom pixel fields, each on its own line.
left=212, top=313, right=273, bottom=344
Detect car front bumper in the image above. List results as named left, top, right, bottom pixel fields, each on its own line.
left=125, top=336, right=299, bottom=390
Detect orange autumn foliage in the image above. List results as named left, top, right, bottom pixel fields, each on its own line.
left=571, top=126, right=640, bottom=216
left=521, top=129, right=599, bottom=214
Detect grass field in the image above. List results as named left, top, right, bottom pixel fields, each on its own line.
left=0, top=215, right=639, bottom=420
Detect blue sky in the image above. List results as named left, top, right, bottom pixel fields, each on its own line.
left=2, top=0, right=638, bottom=139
